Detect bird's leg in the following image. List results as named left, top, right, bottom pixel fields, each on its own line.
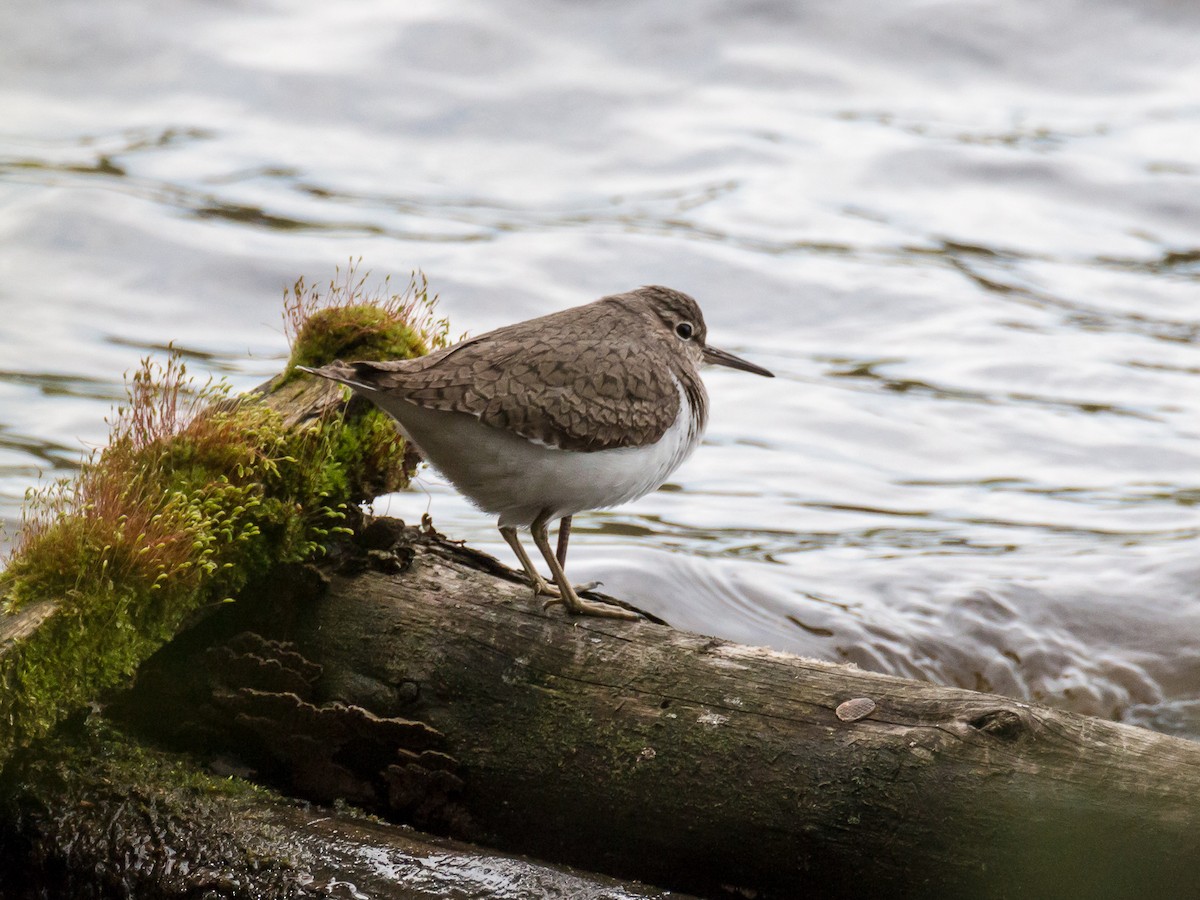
left=547, top=514, right=602, bottom=595
left=548, top=515, right=601, bottom=594
left=499, top=525, right=560, bottom=599
left=555, top=515, right=572, bottom=568
left=500, top=520, right=600, bottom=604
left=530, top=511, right=638, bottom=620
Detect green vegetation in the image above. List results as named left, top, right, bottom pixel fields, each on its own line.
left=0, top=264, right=444, bottom=765
left=284, top=263, right=449, bottom=374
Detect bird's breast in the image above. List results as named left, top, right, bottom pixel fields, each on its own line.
left=368, top=377, right=704, bottom=528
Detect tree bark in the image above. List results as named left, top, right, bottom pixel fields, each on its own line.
left=119, top=519, right=1200, bottom=900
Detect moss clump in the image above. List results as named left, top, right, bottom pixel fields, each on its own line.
left=0, top=266, right=444, bottom=765
left=283, top=261, right=449, bottom=377
left=322, top=403, right=410, bottom=503
left=280, top=260, right=451, bottom=501
left=0, top=356, right=348, bottom=754
left=289, top=304, right=427, bottom=371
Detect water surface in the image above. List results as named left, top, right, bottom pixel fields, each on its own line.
left=2, top=0, right=1199, bottom=735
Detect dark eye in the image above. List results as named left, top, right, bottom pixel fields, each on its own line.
left=675, top=322, right=694, bottom=340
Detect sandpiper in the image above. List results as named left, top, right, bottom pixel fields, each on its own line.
left=300, top=285, right=773, bottom=619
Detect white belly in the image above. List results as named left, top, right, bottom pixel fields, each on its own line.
left=367, top=384, right=702, bottom=528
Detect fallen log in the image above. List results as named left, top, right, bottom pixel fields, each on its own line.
left=0, top=717, right=690, bottom=900
left=6, top=277, right=1199, bottom=898
left=119, top=518, right=1200, bottom=900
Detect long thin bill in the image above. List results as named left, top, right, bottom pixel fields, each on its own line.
left=702, top=344, right=774, bottom=377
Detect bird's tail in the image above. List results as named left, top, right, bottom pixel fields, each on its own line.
left=295, top=362, right=376, bottom=393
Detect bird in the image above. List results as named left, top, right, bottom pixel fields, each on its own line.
left=299, top=285, right=773, bottom=619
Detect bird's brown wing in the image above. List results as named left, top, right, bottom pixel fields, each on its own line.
left=351, top=300, right=681, bottom=452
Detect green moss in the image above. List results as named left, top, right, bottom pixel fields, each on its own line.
left=0, top=392, right=352, bottom=753
left=0, top=270, right=443, bottom=767
left=287, top=305, right=429, bottom=372
left=280, top=264, right=450, bottom=385
left=328, top=404, right=407, bottom=494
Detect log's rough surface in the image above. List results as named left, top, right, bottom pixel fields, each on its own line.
left=0, top=718, right=691, bottom=900
left=122, top=519, right=1200, bottom=900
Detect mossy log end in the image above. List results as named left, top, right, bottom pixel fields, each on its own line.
left=120, top=520, right=1200, bottom=900
left=0, top=718, right=687, bottom=900
left=0, top=369, right=414, bottom=769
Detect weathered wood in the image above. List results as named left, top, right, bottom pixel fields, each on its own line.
left=121, top=520, right=1200, bottom=900
left=0, top=718, right=690, bottom=900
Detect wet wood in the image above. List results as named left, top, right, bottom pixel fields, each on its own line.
left=120, top=520, right=1200, bottom=900
left=0, top=719, right=690, bottom=900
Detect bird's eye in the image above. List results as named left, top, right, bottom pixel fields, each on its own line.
left=675, top=322, right=694, bottom=340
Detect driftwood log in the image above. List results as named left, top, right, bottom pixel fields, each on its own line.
left=112, top=518, right=1200, bottom=900
left=5, top=355, right=1200, bottom=898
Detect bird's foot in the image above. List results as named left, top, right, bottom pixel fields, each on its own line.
left=532, top=579, right=600, bottom=602
left=569, top=597, right=641, bottom=620
left=541, top=587, right=639, bottom=620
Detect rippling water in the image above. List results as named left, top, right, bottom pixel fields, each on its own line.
left=2, top=0, right=1198, bottom=735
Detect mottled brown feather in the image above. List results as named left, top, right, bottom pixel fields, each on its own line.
left=336, top=287, right=710, bottom=452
